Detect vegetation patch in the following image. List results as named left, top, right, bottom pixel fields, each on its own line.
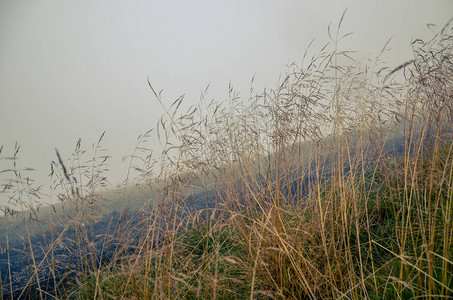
left=1, top=18, right=453, bottom=299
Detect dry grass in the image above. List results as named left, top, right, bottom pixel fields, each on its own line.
left=1, top=18, right=453, bottom=299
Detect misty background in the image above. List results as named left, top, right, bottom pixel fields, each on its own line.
left=1, top=0, right=452, bottom=206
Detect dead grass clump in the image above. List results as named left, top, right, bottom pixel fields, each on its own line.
left=1, top=18, right=453, bottom=299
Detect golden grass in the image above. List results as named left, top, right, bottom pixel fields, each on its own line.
left=1, top=18, right=453, bottom=299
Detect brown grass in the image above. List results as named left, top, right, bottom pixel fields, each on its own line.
left=1, top=18, right=453, bottom=299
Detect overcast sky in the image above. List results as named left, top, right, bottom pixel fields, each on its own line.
left=0, top=0, right=452, bottom=205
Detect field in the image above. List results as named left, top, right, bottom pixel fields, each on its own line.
left=1, top=19, right=453, bottom=299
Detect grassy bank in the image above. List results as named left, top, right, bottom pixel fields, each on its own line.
left=1, top=19, right=453, bottom=299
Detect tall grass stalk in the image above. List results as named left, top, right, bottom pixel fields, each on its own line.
left=1, top=18, right=453, bottom=299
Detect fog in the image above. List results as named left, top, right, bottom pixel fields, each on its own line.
left=1, top=0, right=452, bottom=206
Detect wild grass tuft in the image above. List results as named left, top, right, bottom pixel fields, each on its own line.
left=1, top=18, right=453, bottom=299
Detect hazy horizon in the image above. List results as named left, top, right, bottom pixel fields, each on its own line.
left=1, top=0, right=452, bottom=206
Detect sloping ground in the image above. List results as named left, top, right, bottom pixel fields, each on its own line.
left=0, top=126, right=407, bottom=299
left=1, top=20, right=453, bottom=299
left=67, top=23, right=452, bottom=298
left=66, top=129, right=452, bottom=299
